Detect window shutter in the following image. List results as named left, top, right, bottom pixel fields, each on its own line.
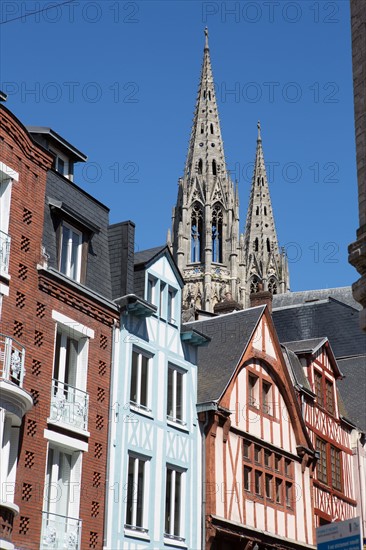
left=69, top=451, right=82, bottom=519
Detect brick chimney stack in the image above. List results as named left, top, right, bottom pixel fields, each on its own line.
left=249, top=283, right=273, bottom=313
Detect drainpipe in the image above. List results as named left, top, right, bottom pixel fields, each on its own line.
left=103, top=317, right=118, bottom=550
left=201, top=410, right=209, bottom=550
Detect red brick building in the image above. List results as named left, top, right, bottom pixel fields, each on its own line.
left=0, top=101, right=119, bottom=550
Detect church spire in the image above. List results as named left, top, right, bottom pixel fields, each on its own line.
left=243, top=123, right=289, bottom=301
left=184, top=27, right=228, bottom=184
left=170, top=29, right=239, bottom=312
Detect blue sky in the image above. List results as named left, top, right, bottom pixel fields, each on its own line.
left=0, top=0, right=358, bottom=292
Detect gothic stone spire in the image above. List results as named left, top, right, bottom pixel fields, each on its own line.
left=170, top=29, right=240, bottom=313
left=243, top=122, right=290, bottom=302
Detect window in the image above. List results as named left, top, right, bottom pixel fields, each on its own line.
left=243, top=438, right=294, bottom=510
left=255, top=471, right=263, bottom=496
left=165, top=467, right=184, bottom=541
left=330, top=446, right=342, bottom=491
left=159, top=282, right=166, bottom=316
left=262, top=381, right=272, bottom=415
left=167, top=287, right=177, bottom=324
left=43, top=444, right=82, bottom=549
left=248, top=373, right=259, bottom=408
left=243, top=440, right=251, bottom=460
left=275, top=478, right=282, bottom=503
left=59, top=222, right=82, bottom=282
left=51, top=324, right=89, bottom=431
left=147, top=276, right=156, bottom=305
left=265, top=474, right=273, bottom=499
left=167, top=365, right=185, bottom=425
left=316, top=437, right=328, bottom=484
left=212, top=159, right=217, bottom=175
left=314, top=370, right=336, bottom=415
left=130, top=350, right=151, bottom=412
left=314, top=370, right=324, bottom=407
left=191, top=203, right=203, bottom=262
left=125, top=455, right=148, bottom=531
left=244, top=466, right=252, bottom=491
left=212, top=204, right=223, bottom=263
left=325, top=379, right=335, bottom=415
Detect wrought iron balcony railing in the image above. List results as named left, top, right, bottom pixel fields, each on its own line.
left=0, top=230, right=10, bottom=276
left=50, top=379, right=89, bottom=431
left=0, top=335, right=25, bottom=387
left=41, top=511, right=81, bottom=550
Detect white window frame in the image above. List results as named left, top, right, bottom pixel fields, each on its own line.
left=167, top=364, right=186, bottom=426
left=167, top=287, right=178, bottom=325
left=59, top=221, right=82, bottom=282
left=50, top=148, right=71, bottom=180
left=146, top=275, right=157, bottom=306
left=0, top=162, right=18, bottom=279
left=164, top=466, right=185, bottom=542
left=130, top=348, right=152, bottom=413
left=124, top=453, right=150, bottom=534
left=43, top=443, right=82, bottom=520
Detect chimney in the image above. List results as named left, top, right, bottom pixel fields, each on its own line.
left=214, top=292, right=243, bottom=315
left=249, top=283, right=273, bottom=313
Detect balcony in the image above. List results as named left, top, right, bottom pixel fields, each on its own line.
left=49, top=379, right=89, bottom=432
left=0, top=335, right=25, bottom=387
left=0, top=230, right=10, bottom=277
left=41, top=511, right=81, bottom=550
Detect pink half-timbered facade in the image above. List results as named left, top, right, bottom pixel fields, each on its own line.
left=186, top=305, right=317, bottom=550
left=282, top=338, right=358, bottom=526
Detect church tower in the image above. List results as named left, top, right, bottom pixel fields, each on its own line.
left=169, top=28, right=240, bottom=312
left=242, top=122, right=290, bottom=304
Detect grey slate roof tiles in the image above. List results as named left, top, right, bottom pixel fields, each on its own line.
left=337, top=355, right=366, bottom=432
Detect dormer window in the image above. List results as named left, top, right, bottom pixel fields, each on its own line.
left=50, top=148, right=73, bottom=180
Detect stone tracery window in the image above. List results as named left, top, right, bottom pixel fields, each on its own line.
left=212, top=204, right=223, bottom=263
left=191, top=203, right=203, bottom=263
left=268, top=278, right=278, bottom=294
left=250, top=276, right=260, bottom=294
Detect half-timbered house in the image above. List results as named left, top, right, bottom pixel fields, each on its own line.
left=282, top=338, right=358, bottom=526
left=185, top=305, right=317, bottom=550
left=105, top=244, right=208, bottom=549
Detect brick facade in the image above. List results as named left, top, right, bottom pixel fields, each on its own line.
left=0, top=104, right=118, bottom=550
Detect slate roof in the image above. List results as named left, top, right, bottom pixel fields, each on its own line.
left=273, top=287, right=361, bottom=311
left=281, top=345, right=312, bottom=392
left=272, top=299, right=366, bottom=359
left=185, top=306, right=265, bottom=404
left=134, top=245, right=166, bottom=267
left=282, top=337, right=327, bottom=355
left=337, top=356, right=366, bottom=432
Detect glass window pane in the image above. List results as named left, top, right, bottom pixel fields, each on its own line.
left=130, top=352, right=138, bottom=403
left=174, top=471, right=181, bottom=536
left=167, top=368, right=173, bottom=417
left=70, top=230, right=80, bottom=280
left=176, top=371, right=183, bottom=420
left=60, top=225, right=69, bottom=275
left=165, top=469, right=172, bottom=533
left=140, top=355, right=148, bottom=407
left=136, top=459, right=144, bottom=527
left=126, top=457, right=134, bottom=525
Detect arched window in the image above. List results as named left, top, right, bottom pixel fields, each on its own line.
left=212, top=204, right=223, bottom=263
left=201, top=123, right=204, bottom=134
left=250, top=276, right=260, bottom=294
left=212, top=159, right=217, bottom=175
left=210, top=123, right=214, bottom=134
left=264, top=206, right=267, bottom=216
left=198, top=159, right=203, bottom=175
left=268, top=278, right=278, bottom=295
left=191, top=203, right=203, bottom=263
left=266, top=239, right=271, bottom=252
left=254, top=238, right=259, bottom=252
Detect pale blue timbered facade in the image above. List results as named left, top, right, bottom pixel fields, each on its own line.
left=105, top=246, right=207, bottom=550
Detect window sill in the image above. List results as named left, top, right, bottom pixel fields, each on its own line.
left=130, top=403, right=153, bottom=419
left=167, top=418, right=189, bottom=433
left=163, top=535, right=187, bottom=548
left=124, top=527, right=150, bottom=541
